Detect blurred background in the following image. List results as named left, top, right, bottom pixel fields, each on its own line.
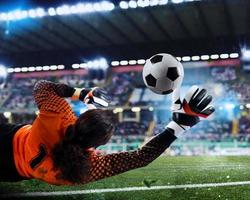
left=1, top=0, right=250, bottom=198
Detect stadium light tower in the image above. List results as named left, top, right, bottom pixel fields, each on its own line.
left=242, top=48, right=250, bottom=61
left=0, top=65, right=7, bottom=88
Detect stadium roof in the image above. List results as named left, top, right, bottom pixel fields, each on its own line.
left=0, top=0, right=248, bottom=67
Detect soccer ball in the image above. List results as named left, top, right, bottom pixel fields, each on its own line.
left=142, top=53, right=184, bottom=95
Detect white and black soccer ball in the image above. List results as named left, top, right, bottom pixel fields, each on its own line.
left=142, top=53, right=184, bottom=95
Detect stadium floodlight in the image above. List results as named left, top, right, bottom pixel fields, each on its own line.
left=28, top=67, right=35, bottom=72
left=50, top=65, right=58, bottom=70
left=137, top=0, right=150, bottom=7
left=201, top=55, right=209, bottom=60
left=36, top=8, right=46, bottom=17
left=21, top=67, right=28, bottom=72
left=128, top=1, right=138, bottom=8
left=35, top=66, right=43, bottom=71
left=150, top=0, right=159, bottom=6
left=131, top=107, right=141, bottom=112
left=149, top=106, right=154, bottom=111
left=21, top=11, right=28, bottom=19
left=7, top=12, right=15, bottom=20
left=42, top=66, right=50, bottom=71
left=220, top=54, right=229, bottom=59
left=242, top=49, right=250, bottom=61
left=113, top=107, right=123, bottom=113
left=229, top=53, right=239, bottom=58
left=57, top=65, right=65, bottom=69
left=120, top=60, right=129, bottom=65
left=0, top=65, right=7, bottom=77
left=56, top=6, right=68, bottom=15
left=0, top=13, right=7, bottom=21
left=69, top=6, right=78, bottom=14
left=137, top=59, right=146, bottom=64
left=240, top=105, right=245, bottom=110
left=93, top=60, right=100, bottom=68
left=99, top=58, right=108, bottom=68
left=120, top=1, right=129, bottom=9
left=7, top=68, right=14, bottom=73
left=80, top=63, right=88, bottom=68
left=159, top=0, right=168, bottom=5
left=210, top=54, right=219, bottom=60
left=85, top=3, right=94, bottom=12
left=3, top=112, right=11, bottom=118
left=28, top=9, right=37, bottom=18
left=182, top=56, right=191, bottom=62
left=14, top=67, right=21, bottom=72
left=214, top=84, right=223, bottom=96
left=129, top=60, right=137, bottom=65
left=246, top=104, right=250, bottom=109
left=111, top=61, right=119, bottom=66
left=48, top=8, right=56, bottom=16
left=100, top=1, right=115, bottom=11
left=76, top=3, right=86, bottom=13
left=93, top=3, right=102, bottom=11
left=191, top=56, right=200, bottom=61
left=87, top=61, right=94, bottom=68
left=13, top=10, right=24, bottom=20
left=72, top=64, right=80, bottom=69
left=225, top=103, right=235, bottom=110
left=172, top=0, right=184, bottom=3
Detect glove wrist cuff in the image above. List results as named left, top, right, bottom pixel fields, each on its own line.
left=79, top=89, right=90, bottom=101
left=173, top=112, right=200, bottom=127
left=166, top=121, right=186, bottom=138
left=72, top=88, right=83, bottom=101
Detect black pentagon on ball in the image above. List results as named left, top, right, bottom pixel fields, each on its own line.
left=145, top=74, right=157, bottom=87
left=162, top=89, right=173, bottom=95
left=150, top=55, right=163, bottom=64
left=166, top=67, right=179, bottom=81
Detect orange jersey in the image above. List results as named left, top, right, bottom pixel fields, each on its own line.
left=12, top=80, right=176, bottom=185
left=13, top=81, right=77, bottom=185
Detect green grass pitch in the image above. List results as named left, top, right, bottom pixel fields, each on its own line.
left=1, top=156, right=250, bottom=199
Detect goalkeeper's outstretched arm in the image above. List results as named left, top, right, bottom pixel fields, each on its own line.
left=87, top=128, right=177, bottom=183
left=85, top=85, right=215, bottom=184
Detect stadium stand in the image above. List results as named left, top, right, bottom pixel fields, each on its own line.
left=2, top=61, right=250, bottom=156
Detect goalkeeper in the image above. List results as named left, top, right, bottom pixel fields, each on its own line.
left=0, top=80, right=214, bottom=185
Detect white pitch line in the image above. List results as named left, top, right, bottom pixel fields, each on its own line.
left=1, top=181, right=250, bottom=198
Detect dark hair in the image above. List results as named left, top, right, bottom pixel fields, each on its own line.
left=52, top=109, right=116, bottom=183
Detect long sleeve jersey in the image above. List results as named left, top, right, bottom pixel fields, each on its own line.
left=13, top=80, right=177, bottom=185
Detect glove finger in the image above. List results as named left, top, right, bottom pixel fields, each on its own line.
left=197, top=95, right=212, bottom=111
left=201, top=105, right=215, bottom=117
left=93, top=96, right=109, bottom=107
left=191, top=89, right=207, bottom=106
left=184, top=85, right=199, bottom=103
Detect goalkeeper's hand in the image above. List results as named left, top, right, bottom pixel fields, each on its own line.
left=72, top=87, right=111, bottom=107
left=166, top=85, right=215, bottom=137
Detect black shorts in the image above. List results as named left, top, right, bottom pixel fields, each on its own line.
left=0, top=123, right=26, bottom=182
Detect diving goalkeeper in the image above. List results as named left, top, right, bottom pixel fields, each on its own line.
left=0, top=80, right=214, bottom=185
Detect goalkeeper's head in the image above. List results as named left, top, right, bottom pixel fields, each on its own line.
left=67, top=109, right=117, bottom=148
left=52, top=109, right=117, bottom=183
